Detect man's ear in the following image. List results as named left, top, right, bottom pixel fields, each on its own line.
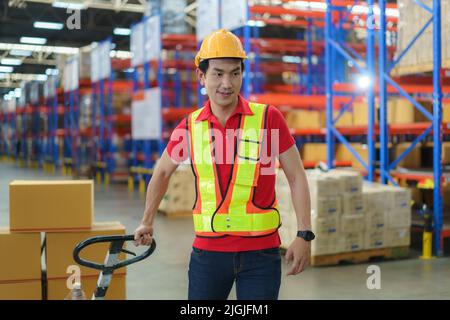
left=196, top=68, right=206, bottom=87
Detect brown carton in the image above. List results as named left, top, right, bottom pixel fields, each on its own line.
left=9, top=180, right=93, bottom=232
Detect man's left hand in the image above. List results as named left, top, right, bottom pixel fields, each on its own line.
left=285, top=237, right=311, bottom=276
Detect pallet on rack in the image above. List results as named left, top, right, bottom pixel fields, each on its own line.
left=310, top=246, right=410, bottom=267
left=391, top=59, right=450, bottom=77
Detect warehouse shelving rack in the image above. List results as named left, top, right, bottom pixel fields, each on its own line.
left=62, top=61, right=81, bottom=177
left=324, top=0, right=448, bottom=255
left=42, top=77, right=60, bottom=173
left=89, top=38, right=115, bottom=186
left=0, top=103, right=16, bottom=161
left=129, top=15, right=198, bottom=194
left=378, top=0, right=448, bottom=255
left=236, top=0, right=354, bottom=169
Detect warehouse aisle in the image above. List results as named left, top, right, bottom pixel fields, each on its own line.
left=1, top=162, right=449, bottom=300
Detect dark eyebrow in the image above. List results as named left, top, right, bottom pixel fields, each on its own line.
left=212, top=67, right=241, bottom=73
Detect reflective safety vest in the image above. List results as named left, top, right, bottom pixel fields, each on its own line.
left=187, top=102, right=281, bottom=237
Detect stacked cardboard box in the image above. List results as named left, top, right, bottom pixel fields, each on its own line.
left=285, top=110, right=323, bottom=130
left=301, top=143, right=329, bottom=163
left=277, top=169, right=411, bottom=257
left=0, top=229, right=42, bottom=299
left=363, top=183, right=411, bottom=249
left=395, top=0, right=450, bottom=74
left=2, top=180, right=127, bottom=300
left=158, top=165, right=196, bottom=216
left=45, top=221, right=126, bottom=300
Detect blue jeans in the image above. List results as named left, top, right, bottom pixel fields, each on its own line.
left=188, top=247, right=281, bottom=300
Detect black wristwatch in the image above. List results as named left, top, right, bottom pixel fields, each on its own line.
left=297, top=230, right=315, bottom=241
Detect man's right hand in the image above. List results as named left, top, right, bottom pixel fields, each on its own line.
left=133, top=223, right=154, bottom=247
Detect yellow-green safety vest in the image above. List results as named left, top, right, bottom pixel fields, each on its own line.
left=187, top=102, right=281, bottom=237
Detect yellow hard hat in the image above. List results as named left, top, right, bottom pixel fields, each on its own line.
left=194, top=29, right=248, bottom=67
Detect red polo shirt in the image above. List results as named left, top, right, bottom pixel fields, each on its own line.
left=166, top=95, right=295, bottom=252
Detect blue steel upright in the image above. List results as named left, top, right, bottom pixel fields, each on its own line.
left=366, top=0, right=375, bottom=181
left=432, top=0, right=443, bottom=256
left=325, top=0, right=334, bottom=169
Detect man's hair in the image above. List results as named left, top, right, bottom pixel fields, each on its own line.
left=198, top=59, right=245, bottom=74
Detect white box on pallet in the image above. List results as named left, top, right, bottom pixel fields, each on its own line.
left=329, top=169, right=363, bottom=194
left=340, top=214, right=365, bottom=233
left=365, top=211, right=387, bottom=232
left=276, top=185, right=293, bottom=213
left=312, top=215, right=339, bottom=235
left=311, top=196, right=341, bottom=218
left=312, top=234, right=342, bottom=256
left=341, top=193, right=365, bottom=215
left=387, top=209, right=411, bottom=229
left=386, top=228, right=410, bottom=247
left=307, top=171, right=342, bottom=197
left=363, top=185, right=390, bottom=213
left=364, top=229, right=387, bottom=249
left=340, top=231, right=364, bottom=252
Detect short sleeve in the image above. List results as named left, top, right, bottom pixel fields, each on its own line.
left=267, top=105, right=296, bottom=155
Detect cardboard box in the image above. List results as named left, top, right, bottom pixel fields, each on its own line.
left=353, top=100, right=379, bottom=126
left=332, top=110, right=353, bottom=127
left=330, top=169, right=363, bottom=194
left=276, top=185, right=292, bottom=213
left=9, top=180, right=93, bottom=232
left=307, top=172, right=341, bottom=197
left=335, top=143, right=368, bottom=171
left=340, top=214, right=365, bottom=233
left=47, top=274, right=126, bottom=300
left=45, top=222, right=126, bottom=278
left=311, top=234, right=342, bottom=256
left=365, top=211, right=387, bottom=232
left=364, top=229, right=387, bottom=249
left=311, top=196, right=341, bottom=218
left=386, top=228, right=411, bottom=247
left=340, top=232, right=364, bottom=252
left=443, top=103, right=450, bottom=123
left=0, top=228, right=41, bottom=282
left=301, top=143, right=328, bottom=163
left=0, top=280, right=42, bottom=300
left=159, top=166, right=195, bottom=214
left=285, top=110, right=322, bottom=129
left=383, top=186, right=411, bottom=210
left=312, top=215, right=339, bottom=235
left=341, top=193, right=365, bottom=215
left=363, top=183, right=391, bottom=212
left=387, top=209, right=411, bottom=229
left=394, top=143, right=421, bottom=169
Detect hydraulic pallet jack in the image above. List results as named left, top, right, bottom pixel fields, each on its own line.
left=73, top=234, right=156, bottom=300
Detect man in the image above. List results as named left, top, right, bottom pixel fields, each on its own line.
left=134, top=29, right=313, bottom=300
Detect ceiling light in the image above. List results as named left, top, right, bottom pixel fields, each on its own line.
left=0, top=66, right=14, bottom=73
left=45, top=68, right=59, bottom=75
left=9, top=49, right=32, bottom=57
left=20, top=37, right=47, bottom=45
left=1, top=58, right=22, bottom=66
left=113, top=28, right=131, bottom=36
left=36, top=74, right=48, bottom=81
left=34, top=21, right=64, bottom=30
left=52, top=1, right=85, bottom=10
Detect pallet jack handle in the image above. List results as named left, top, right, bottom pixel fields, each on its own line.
left=73, top=234, right=156, bottom=271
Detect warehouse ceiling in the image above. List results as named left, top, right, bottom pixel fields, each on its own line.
left=0, top=0, right=143, bottom=48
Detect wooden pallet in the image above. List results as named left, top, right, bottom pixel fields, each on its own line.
left=310, top=246, right=410, bottom=267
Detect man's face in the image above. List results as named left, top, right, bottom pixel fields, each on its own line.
left=197, top=58, right=243, bottom=109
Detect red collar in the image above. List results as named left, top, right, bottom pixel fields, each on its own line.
left=195, top=95, right=253, bottom=122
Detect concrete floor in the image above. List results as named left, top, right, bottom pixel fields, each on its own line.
left=1, top=161, right=450, bottom=300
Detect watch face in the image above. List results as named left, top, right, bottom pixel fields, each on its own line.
left=298, top=231, right=315, bottom=241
